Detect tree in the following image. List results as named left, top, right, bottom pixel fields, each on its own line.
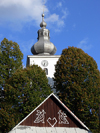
left=0, top=65, right=52, bottom=132
left=54, top=47, right=100, bottom=132
left=0, top=105, right=15, bottom=133
left=0, top=38, right=23, bottom=132
left=0, top=38, right=23, bottom=98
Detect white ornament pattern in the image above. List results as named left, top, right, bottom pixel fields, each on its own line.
left=47, top=117, right=57, bottom=127
left=34, top=110, right=46, bottom=123
left=58, top=110, right=69, bottom=124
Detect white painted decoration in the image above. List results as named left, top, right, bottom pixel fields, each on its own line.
left=58, top=110, right=69, bottom=124
left=47, top=117, right=57, bottom=127
left=34, top=110, right=46, bottom=123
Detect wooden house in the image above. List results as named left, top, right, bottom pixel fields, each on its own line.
left=9, top=93, right=92, bottom=133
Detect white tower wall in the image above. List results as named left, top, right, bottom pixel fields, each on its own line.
left=27, top=55, right=60, bottom=88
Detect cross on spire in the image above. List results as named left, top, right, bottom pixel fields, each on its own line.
left=43, top=0, right=45, bottom=14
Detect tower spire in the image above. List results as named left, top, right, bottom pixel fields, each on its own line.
left=31, top=1, right=57, bottom=55
left=40, top=13, right=47, bottom=28
left=40, top=0, right=47, bottom=28
left=43, top=0, right=45, bottom=14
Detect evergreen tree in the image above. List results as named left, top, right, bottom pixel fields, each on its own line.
left=54, top=47, right=100, bottom=132
left=0, top=65, right=51, bottom=132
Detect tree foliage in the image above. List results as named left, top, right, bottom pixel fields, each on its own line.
left=54, top=47, right=100, bottom=132
left=0, top=38, right=23, bottom=132
left=0, top=65, right=51, bottom=132
left=0, top=38, right=23, bottom=97
left=0, top=105, right=15, bottom=133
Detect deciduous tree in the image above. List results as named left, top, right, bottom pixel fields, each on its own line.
left=1, top=65, right=51, bottom=132
left=0, top=38, right=23, bottom=132
left=54, top=47, right=100, bottom=132
left=0, top=38, right=23, bottom=98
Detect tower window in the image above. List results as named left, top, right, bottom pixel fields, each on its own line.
left=39, top=32, right=41, bottom=36
left=45, top=32, right=47, bottom=36
left=44, top=68, right=48, bottom=75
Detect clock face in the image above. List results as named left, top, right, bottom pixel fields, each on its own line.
left=41, top=60, right=48, bottom=67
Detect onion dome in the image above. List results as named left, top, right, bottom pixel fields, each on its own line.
left=31, top=14, right=57, bottom=55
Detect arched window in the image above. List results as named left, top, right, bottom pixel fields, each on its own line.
left=44, top=68, right=48, bottom=75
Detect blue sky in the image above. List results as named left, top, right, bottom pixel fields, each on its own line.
left=0, top=0, right=100, bottom=69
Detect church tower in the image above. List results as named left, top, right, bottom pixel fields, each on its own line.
left=26, top=13, right=60, bottom=88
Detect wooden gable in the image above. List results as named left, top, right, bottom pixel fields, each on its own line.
left=18, top=93, right=88, bottom=130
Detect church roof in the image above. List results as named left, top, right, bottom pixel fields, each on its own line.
left=9, top=93, right=92, bottom=133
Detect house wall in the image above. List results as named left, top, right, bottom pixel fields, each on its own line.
left=9, top=126, right=91, bottom=133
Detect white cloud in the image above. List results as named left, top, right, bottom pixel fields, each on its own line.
left=0, top=0, right=48, bottom=27
left=46, top=14, right=59, bottom=23
left=45, top=14, right=64, bottom=27
left=62, top=8, right=69, bottom=19
left=77, top=38, right=92, bottom=50
left=56, top=2, right=62, bottom=8
left=54, top=29, right=61, bottom=33
left=45, top=7, right=69, bottom=32
left=0, top=0, right=69, bottom=32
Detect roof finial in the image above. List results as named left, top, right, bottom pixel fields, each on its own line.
left=40, top=0, right=47, bottom=28
left=42, top=0, right=45, bottom=21
left=43, top=0, right=45, bottom=14
left=31, top=0, right=57, bottom=55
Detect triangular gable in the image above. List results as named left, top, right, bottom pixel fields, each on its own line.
left=10, top=93, right=89, bottom=131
